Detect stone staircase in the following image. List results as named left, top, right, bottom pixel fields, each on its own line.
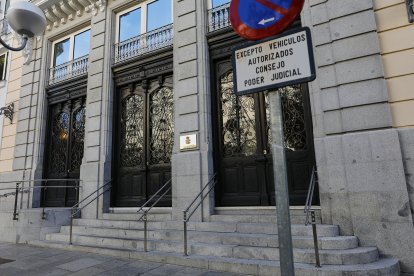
left=29, top=208, right=400, bottom=275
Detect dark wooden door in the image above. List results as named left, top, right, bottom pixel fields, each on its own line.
left=213, top=59, right=316, bottom=206
left=43, top=97, right=85, bottom=207
left=113, top=78, right=173, bottom=207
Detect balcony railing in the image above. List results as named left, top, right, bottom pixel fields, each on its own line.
left=48, top=55, right=89, bottom=85
left=114, top=23, right=173, bottom=64
left=208, top=3, right=231, bottom=33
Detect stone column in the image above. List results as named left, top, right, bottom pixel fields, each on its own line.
left=171, top=0, right=214, bottom=220
left=303, top=0, right=414, bottom=271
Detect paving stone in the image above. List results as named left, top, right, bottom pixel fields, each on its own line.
left=57, top=258, right=105, bottom=272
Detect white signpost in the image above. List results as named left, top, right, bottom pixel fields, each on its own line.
left=232, top=27, right=316, bottom=276
left=232, top=27, right=315, bottom=96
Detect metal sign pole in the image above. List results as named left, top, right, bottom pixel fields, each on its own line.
left=268, top=90, right=295, bottom=276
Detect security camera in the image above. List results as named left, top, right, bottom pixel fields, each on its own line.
left=6, top=1, right=47, bottom=38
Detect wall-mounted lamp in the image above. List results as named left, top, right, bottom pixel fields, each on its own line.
left=406, top=0, right=414, bottom=23
left=0, top=1, right=46, bottom=52
left=0, top=103, right=14, bottom=123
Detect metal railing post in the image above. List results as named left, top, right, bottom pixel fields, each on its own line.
left=143, top=211, right=148, bottom=252
left=69, top=209, right=74, bottom=245
left=183, top=210, right=188, bottom=256
left=311, top=210, right=321, bottom=267
left=13, top=183, right=19, bottom=220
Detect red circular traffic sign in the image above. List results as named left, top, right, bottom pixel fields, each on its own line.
left=230, top=0, right=305, bottom=41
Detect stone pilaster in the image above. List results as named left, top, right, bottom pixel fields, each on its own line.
left=79, top=7, right=109, bottom=219
left=303, top=0, right=414, bottom=271
left=171, top=0, right=214, bottom=221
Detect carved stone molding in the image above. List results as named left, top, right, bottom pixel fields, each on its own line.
left=42, top=0, right=106, bottom=31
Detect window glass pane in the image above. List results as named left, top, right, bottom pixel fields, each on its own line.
left=54, top=38, right=70, bottom=66
left=119, top=8, right=141, bottom=42
left=212, top=0, right=230, bottom=8
left=74, top=30, right=91, bottom=59
left=0, top=54, right=5, bottom=80
left=147, top=0, right=172, bottom=32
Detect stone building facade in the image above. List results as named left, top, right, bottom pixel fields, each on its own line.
left=0, top=0, right=413, bottom=274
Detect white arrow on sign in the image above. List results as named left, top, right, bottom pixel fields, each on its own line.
left=258, top=17, right=275, bottom=25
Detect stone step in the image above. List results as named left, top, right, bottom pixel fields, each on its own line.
left=72, top=219, right=339, bottom=236
left=209, top=210, right=321, bottom=224
left=60, top=225, right=358, bottom=249
left=214, top=207, right=321, bottom=216
left=102, top=212, right=172, bottom=221
left=45, top=233, right=374, bottom=265
left=28, top=240, right=400, bottom=275
left=208, top=214, right=321, bottom=224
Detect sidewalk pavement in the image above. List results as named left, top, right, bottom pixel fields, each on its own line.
left=0, top=242, right=248, bottom=276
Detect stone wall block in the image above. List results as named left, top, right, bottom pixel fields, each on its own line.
left=89, top=46, right=104, bottom=63
left=91, top=19, right=106, bottom=37
left=176, top=77, right=198, bottom=98
left=85, top=146, right=100, bottom=162
left=176, top=28, right=197, bottom=48
left=16, top=119, right=29, bottom=133
left=88, top=73, right=103, bottom=89
left=317, top=65, right=337, bottom=88
left=177, top=60, right=197, bottom=80
left=86, top=101, right=102, bottom=118
left=315, top=44, right=333, bottom=67
left=85, top=116, right=101, bottom=132
left=20, top=73, right=33, bottom=87
left=320, top=87, right=339, bottom=111
left=327, top=0, right=373, bottom=20
left=309, top=0, right=327, bottom=7
left=330, top=10, right=377, bottom=41
left=310, top=3, right=328, bottom=25
left=177, top=94, right=198, bottom=115
left=323, top=110, right=342, bottom=134
left=332, top=32, right=380, bottom=63
left=336, top=55, right=384, bottom=85
left=176, top=11, right=196, bottom=31
left=18, top=107, right=30, bottom=121
left=14, top=144, right=27, bottom=158
left=338, top=78, right=388, bottom=108
left=88, top=87, right=103, bottom=103
left=342, top=132, right=371, bottom=164
left=177, top=44, right=197, bottom=64
left=20, top=85, right=34, bottom=98
left=341, top=103, right=392, bottom=132
left=324, top=135, right=344, bottom=165
left=369, top=129, right=404, bottom=162
left=12, top=157, right=26, bottom=171
left=87, top=131, right=100, bottom=147
left=312, top=23, right=331, bottom=46
left=89, top=60, right=104, bottom=76
left=175, top=113, right=199, bottom=133
left=177, top=0, right=196, bottom=16
left=346, top=160, right=407, bottom=193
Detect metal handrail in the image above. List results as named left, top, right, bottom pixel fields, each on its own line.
left=183, top=173, right=217, bottom=256
left=304, top=167, right=317, bottom=225
left=137, top=179, right=172, bottom=252
left=0, top=179, right=82, bottom=221
left=304, top=166, right=321, bottom=267
left=69, top=179, right=112, bottom=245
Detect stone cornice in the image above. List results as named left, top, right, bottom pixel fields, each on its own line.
left=33, top=0, right=106, bottom=31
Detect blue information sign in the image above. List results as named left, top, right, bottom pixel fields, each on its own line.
left=230, top=0, right=305, bottom=40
